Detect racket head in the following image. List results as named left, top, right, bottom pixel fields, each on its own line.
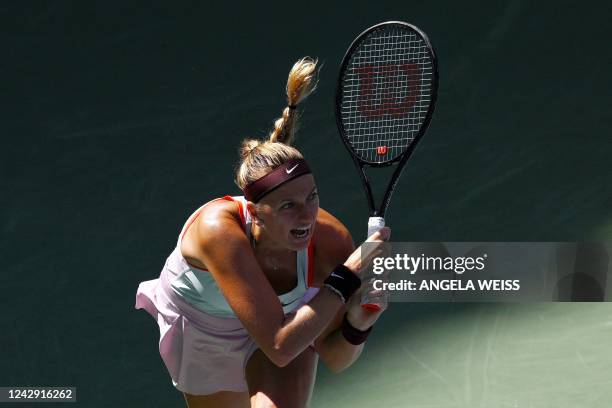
left=335, top=21, right=439, bottom=167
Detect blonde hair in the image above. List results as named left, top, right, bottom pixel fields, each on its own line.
left=235, top=57, right=318, bottom=191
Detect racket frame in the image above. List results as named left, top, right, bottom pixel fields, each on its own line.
left=335, top=21, right=439, bottom=218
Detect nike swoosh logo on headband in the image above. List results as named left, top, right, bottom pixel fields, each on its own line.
left=286, top=164, right=299, bottom=174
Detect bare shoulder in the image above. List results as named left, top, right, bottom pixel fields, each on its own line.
left=197, top=198, right=243, bottom=229
left=181, top=198, right=247, bottom=269
left=311, top=208, right=355, bottom=286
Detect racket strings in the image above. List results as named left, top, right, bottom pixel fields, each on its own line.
left=340, top=26, right=434, bottom=163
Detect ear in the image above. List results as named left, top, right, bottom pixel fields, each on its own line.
left=246, top=201, right=264, bottom=226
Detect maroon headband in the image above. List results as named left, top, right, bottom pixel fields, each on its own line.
left=243, top=159, right=312, bottom=202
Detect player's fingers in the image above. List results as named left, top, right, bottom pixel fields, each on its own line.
left=359, top=235, right=390, bottom=265
left=364, top=293, right=388, bottom=313
left=344, top=228, right=391, bottom=275
left=366, top=227, right=391, bottom=242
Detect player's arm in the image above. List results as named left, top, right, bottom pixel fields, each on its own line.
left=191, top=201, right=351, bottom=367
left=312, top=209, right=380, bottom=373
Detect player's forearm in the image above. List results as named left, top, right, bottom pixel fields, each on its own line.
left=269, top=286, right=344, bottom=367
left=317, top=329, right=365, bottom=373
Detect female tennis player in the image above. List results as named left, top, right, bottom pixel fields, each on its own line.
left=136, top=57, right=391, bottom=408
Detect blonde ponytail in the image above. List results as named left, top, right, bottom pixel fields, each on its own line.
left=268, top=57, right=318, bottom=145
left=235, top=57, right=318, bottom=192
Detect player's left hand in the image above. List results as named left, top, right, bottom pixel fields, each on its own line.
left=345, top=285, right=388, bottom=330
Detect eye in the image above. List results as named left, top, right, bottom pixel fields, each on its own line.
left=279, top=202, right=294, bottom=210
left=308, top=191, right=319, bottom=201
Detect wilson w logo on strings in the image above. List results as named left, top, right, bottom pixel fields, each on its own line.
left=355, top=63, right=421, bottom=119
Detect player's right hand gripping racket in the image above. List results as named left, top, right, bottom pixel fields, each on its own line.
left=335, top=21, right=439, bottom=310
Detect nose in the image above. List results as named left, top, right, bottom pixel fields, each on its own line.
left=297, top=204, right=314, bottom=224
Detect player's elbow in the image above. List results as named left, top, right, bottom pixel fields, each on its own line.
left=260, top=339, right=295, bottom=367
left=272, top=356, right=292, bottom=368
left=318, top=342, right=362, bottom=373
left=326, top=361, right=348, bottom=374
left=322, top=354, right=352, bottom=373
left=267, top=346, right=293, bottom=368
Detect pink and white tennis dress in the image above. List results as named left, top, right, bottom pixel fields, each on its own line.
left=135, top=196, right=318, bottom=395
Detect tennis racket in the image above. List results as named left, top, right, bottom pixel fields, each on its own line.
left=335, top=21, right=439, bottom=310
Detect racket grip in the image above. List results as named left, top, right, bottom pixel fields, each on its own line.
left=362, top=217, right=386, bottom=311
left=367, top=216, right=385, bottom=237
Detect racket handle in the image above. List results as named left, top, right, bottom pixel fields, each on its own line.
left=362, top=217, right=386, bottom=311
left=367, top=216, right=385, bottom=237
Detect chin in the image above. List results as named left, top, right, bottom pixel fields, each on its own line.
left=291, top=240, right=311, bottom=251
left=286, top=234, right=312, bottom=251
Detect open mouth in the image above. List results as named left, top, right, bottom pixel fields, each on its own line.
left=290, top=227, right=310, bottom=239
